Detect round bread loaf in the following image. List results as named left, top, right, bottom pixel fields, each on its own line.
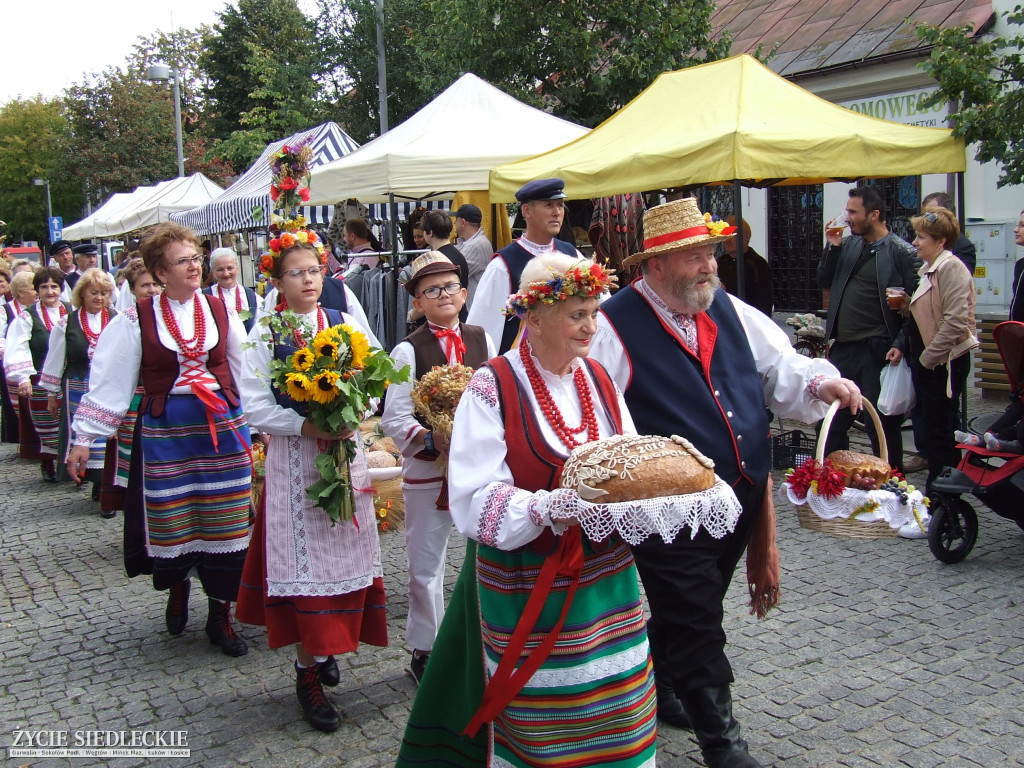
left=560, top=434, right=716, bottom=503
left=366, top=451, right=398, bottom=468
left=826, top=450, right=891, bottom=489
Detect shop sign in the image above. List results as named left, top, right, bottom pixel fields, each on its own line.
left=838, top=88, right=949, bottom=128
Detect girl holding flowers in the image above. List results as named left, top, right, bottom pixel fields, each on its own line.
left=237, top=239, right=388, bottom=733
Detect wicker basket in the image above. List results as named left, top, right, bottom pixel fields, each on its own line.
left=794, top=399, right=898, bottom=539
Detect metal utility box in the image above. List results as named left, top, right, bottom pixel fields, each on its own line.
left=966, top=221, right=1017, bottom=313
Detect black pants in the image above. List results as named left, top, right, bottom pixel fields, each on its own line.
left=910, top=354, right=971, bottom=495
left=824, top=337, right=905, bottom=471
left=634, top=477, right=766, bottom=693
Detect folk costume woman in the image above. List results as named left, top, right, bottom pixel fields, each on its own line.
left=3, top=271, right=38, bottom=448
left=67, top=222, right=252, bottom=657
left=396, top=254, right=657, bottom=768
left=203, top=247, right=259, bottom=334
left=40, top=268, right=116, bottom=503
left=4, top=267, right=70, bottom=481
left=237, top=240, right=388, bottom=734
left=0, top=264, right=17, bottom=445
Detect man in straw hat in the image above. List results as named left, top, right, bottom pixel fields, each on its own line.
left=467, top=178, right=581, bottom=354
left=590, top=196, right=862, bottom=768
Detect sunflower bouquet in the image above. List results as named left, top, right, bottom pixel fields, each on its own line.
left=260, top=311, right=410, bottom=524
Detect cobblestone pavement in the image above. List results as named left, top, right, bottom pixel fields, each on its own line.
left=2, top=391, right=1023, bottom=767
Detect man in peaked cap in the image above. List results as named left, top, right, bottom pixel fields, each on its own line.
left=453, top=203, right=492, bottom=308
left=49, top=240, right=75, bottom=277
left=590, top=196, right=862, bottom=768
left=466, top=178, right=581, bottom=354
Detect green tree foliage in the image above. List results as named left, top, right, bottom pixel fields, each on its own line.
left=316, top=0, right=432, bottom=144
left=917, top=7, right=1024, bottom=187
left=203, top=0, right=328, bottom=169
left=406, top=0, right=732, bottom=128
left=0, top=99, right=83, bottom=244
left=63, top=69, right=178, bottom=204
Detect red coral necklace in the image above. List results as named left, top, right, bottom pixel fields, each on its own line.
left=161, top=293, right=206, bottom=356
left=519, top=338, right=598, bottom=449
left=42, top=303, right=68, bottom=332
left=293, top=308, right=326, bottom=349
left=81, top=308, right=110, bottom=348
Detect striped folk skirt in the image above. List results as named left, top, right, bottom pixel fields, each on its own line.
left=16, top=390, right=43, bottom=461
left=27, top=376, right=58, bottom=457
left=60, top=375, right=106, bottom=469
left=477, top=536, right=657, bottom=767
left=115, top=390, right=143, bottom=488
left=140, top=393, right=252, bottom=559
left=1, top=373, right=19, bottom=443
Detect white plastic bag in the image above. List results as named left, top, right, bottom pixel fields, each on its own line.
left=878, top=359, right=916, bottom=416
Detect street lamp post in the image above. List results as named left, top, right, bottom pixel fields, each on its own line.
left=32, top=178, right=52, bottom=221
left=146, top=64, right=185, bottom=177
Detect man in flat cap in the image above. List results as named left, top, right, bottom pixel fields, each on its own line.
left=49, top=241, right=76, bottom=300
left=590, top=197, right=862, bottom=768
left=453, top=204, right=492, bottom=308
left=467, top=178, right=581, bottom=354
left=66, top=243, right=99, bottom=293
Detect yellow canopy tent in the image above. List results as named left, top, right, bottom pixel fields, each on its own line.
left=489, top=54, right=966, bottom=201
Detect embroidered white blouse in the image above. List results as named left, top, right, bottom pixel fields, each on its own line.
left=448, top=348, right=635, bottom=552
left=71, top=294, right=247, bottom=446
left=39, top=311, right=110, bottom=393
left=3, top=304, right=65, bottom=385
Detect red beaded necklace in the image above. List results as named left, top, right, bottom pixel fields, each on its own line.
left=220, top=284, right=243, bottom=312
left=519, top=338, right=599, bottom=449
left=293, top=307, right=326, bottom=349
left=81, top=307, right=111, bottom=348
left=160, top=293, right=206, bottom=357
left=42, top=303, right=68, bottom=332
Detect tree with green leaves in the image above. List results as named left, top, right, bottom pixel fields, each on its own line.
left=406, top=0, right=732, bottom=129
left=0, top=98, right=83, bottom=244
left=203, top=0, right=328, bottom=170
left=917, top=7, right=1024, bottom=187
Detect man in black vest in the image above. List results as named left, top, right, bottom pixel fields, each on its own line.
left=381, top=252, right=496, bottom=685
left=467, top=178, right=580, bottom=354
left=591, top=197, right=861, bottom=768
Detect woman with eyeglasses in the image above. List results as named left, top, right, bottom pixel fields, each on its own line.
left=236, top=237, right=387, bottom=733
left=889, top=207, right=978, bottom=500
left=67, top=222, right=252, bottom=656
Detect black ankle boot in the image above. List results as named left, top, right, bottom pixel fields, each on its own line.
left=318, top=655, right=340, bottom=687
left=656, top=680, right=691, bottom=729
left=204, top=598, right=248, bottom=656
left=165, top=580, right=191, bottom=636
left=296, top=663, right=340, bottom=732
left=680, top=685, right=763, bottom=768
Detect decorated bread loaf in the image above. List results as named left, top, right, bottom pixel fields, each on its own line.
left=560, top=434, right=716, bottom=503
left=825, top=450, right=891, bottom=489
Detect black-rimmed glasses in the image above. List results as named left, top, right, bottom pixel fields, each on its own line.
left=418, top=282, right=462, bottom=299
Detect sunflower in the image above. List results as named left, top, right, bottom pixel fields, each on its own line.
left=291, top=347, right=315, bottom=372
left=309, top=370, right=341, bottom=404
left=343, top=324, right=371, bottom=369
left=312, top=329, right=339, bottom=360
left=285, top=372, right=312, bottom=402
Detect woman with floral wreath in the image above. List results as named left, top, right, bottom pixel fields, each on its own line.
left=4, top=267, right=70, bottom=481
left=396, top=252, right=656, bottom=768
left=39, top=268, right=117, bottom=503
left=237, top=235, right=388, bottom=733
left=67, top=222, right=252, bottom=657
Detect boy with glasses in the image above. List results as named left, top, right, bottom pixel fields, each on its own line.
left=381, top=252, right=496, bottom=684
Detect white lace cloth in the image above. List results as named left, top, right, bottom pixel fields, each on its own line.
left=780, top=483, right=927, bottom=530
left=548, top=477, right=743, bottom=545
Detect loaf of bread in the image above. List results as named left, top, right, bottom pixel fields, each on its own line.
left=369, top=436, right=399, bottom=455
left=366, top=451, right=398, bottom=469
left=826, top=450, right=891, bottom=490
left=560, top=434, right=716, bottom=503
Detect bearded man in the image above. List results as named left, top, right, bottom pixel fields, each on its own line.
left=589, top=197, right=862, bottom=768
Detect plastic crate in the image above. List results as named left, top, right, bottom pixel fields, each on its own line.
left=771, top=429, right=817, bottom=471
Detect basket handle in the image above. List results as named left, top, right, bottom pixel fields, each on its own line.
left=816, top=399, right=889, bottom=466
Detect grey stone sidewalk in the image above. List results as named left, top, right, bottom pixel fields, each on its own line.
left=1, top=390, right=1023, bottom=767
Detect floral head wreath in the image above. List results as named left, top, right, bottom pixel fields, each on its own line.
left=258, top=138, right=327, bottom=278
left=502, top=261, right=617, bottom=317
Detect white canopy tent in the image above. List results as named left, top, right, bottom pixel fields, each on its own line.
left=92, top=173, right=223, bottom=237
left=62, top=185, right=167, bottom=241
left=308, top=73, right=590, bottom=205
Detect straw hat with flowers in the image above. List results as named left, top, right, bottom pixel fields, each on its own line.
left=623, top=197, right=736, bottom=268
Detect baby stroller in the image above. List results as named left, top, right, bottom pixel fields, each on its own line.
left=929, top=321, right=1024, bottom=563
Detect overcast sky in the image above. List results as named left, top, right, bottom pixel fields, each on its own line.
left=3, top=0, right=314, bottom=105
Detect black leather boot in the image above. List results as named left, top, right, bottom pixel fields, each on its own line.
left=318, top=655, right=340, bottom=687
left=656, top=680, right=691, bottom=729
left=296, top=663, right=340, bottom=732
left=204, top=598, right=248, bottom=656
left=165, top=579, right=190, bottom=636
left=680, top=685, right=763, bottom=768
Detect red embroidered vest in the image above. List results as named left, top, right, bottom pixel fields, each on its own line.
left=137, top=295, right=240, bottom=418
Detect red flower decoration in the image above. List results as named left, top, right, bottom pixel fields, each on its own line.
left=299, top=187, right=310, bottom=202
left=279, top=177, right=298, bottom=191
left=269, top=238, right=282, bottom=253
left=308, top=231, right=319, bottom=244
left=270, top=185, right=280, bottom=202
